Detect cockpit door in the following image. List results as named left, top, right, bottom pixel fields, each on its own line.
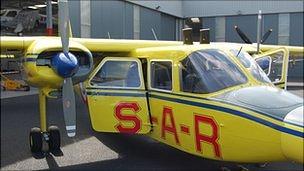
left=254, top=48, right=289, bottom=89
left=85, top=57, right=151, bottom=134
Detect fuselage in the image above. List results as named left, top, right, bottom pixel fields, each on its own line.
left=86, top=44, right=303, bottom=163
left=1, top=36, right=303, bottom=163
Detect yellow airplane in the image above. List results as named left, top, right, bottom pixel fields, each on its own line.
left=1, top=0, right=303, bottom=165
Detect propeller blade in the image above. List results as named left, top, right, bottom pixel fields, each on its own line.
left=261, top=29, right=273, bottom=44
left=234, top=26, right=252, bottom=44
left=62, top=77, right=76, bottom=137
left=58, top=0, right=70, bottom=53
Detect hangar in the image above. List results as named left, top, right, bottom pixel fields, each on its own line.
left=1, top=0, right=303, bottom=45
left=1, top=1, right=304, bottom=170
left=2, top=0, right=303, bottom=79
left=70, top=1, right=303, bottom=46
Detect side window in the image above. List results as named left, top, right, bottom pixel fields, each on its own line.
left=151, top=61, right=172, bottom=90
left=91, top=60, right=141, bottom=88
left=7, top=11, right=17, bottom=17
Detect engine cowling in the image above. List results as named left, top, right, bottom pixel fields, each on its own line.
left=22, top=38, right=93, bottom=90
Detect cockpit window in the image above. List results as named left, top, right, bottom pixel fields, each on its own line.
left=180, top=49, right=247, bottom=93
left=230, top=49, right=271, bottom=83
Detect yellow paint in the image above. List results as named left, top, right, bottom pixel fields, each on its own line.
left=1, top=36, right=303, bottom=164
left=254, top=47, right=290, bottom=89
left=39, top=89, right=47, bottom=132
left=281, top=131, right=304, bottom=163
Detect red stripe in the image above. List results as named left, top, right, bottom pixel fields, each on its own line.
left=180, top=125, right=190, bottom=134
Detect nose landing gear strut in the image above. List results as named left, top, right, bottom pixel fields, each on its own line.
left=29, top=89, right=62, bottom=157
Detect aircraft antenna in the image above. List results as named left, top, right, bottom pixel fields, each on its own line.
left=107, top=32, right=111, bottom=39
left=151, top=28, right=158, bottom=40
left=256, top=10, right=262, bottom=54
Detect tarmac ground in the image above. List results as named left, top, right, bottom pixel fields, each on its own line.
left=1, top=85, right=303, bottom=171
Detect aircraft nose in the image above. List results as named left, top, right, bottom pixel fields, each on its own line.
left=281, top=106, right=304, bottom=163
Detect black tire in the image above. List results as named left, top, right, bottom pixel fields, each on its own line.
left=29, top=127, right=43, bottom=153
left=48, top=126, right=61, bottom=151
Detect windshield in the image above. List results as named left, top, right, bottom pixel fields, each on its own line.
left=230, top=49, right=271, bottom=83
left=180, top=49, right=247, bottom=93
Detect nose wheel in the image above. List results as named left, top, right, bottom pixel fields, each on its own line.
left=29, top=126, right=61, bottom=154
left=29, top=127, right=43, bottom=153
left=48, top=126, right=61, bottom=152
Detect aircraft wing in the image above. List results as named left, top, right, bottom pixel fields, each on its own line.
left=0, top=36, right=182, bottom=56
left=260, top=44, right=304, bottom=58
left=0, top=36, right=37, bottom=55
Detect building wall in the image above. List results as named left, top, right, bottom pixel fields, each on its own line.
left=70, top=1, right=302, bottom=46
left=182, top=1, right=303, bottom=17
left=201, top=17, right=215, bottom=42
left=226, top=15, right=258, bottom=43
left=90, top=1, right=133, bottom=39
left=201, top=12, right=302, bottom=46
left=74, top=1, right=177, bottom=40
left=69, top=0, right=81, bottom=37
left=140, top=7, right=161, bottom=40
left=263, top=14, right=278, bottom=45
left=126, top=0, right=183, bottom=17
left=290, top=12, right=304, bottom=46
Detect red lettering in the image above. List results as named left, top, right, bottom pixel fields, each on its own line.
left=194, top=114, right=221, bottom=158
left=114, top=102, right=141, bottom=133
left=161, top=107, right=180, bottom=144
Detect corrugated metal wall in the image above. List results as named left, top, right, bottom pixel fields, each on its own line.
left=90, top=1, right=133, bottom=39
left=140, top=7, right=161, bottom=40
left=201, top=17, right=215, bottom=42
left=182, top=1, right=303, bottom=17
left=226, top=15, right=257, bottom=43
left=127, top=0, right=183, bottom=18
left=70, top=1, right=301, bottom=46
left=161, top=14, right=176, bottom=40
left=290, top=12, right=304, bottom=46
left=69, top=0, right=81, bottom=37
left=79, top=1, right=176, bottom=40
left=201, top=13, right=304, bottom=45
left=139, top=7, right=176, bottom=40
left=262, top=14, right=278, bottom=45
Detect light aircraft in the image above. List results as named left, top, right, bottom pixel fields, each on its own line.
left=1, top=0, right=303, bottom=165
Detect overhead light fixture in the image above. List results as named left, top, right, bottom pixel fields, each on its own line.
left=35, top=4, right=47, bottom=8
left=28, top=6, right=38, bottom=9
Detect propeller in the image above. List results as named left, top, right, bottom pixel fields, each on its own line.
left=234, top=26, right=252, bottom=44
left=51, top=0, right=79, bottom=137
left=261, top=29, right=273, bottom=44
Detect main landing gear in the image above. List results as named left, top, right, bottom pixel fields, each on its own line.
left=29, top=126, right=61, bottom=153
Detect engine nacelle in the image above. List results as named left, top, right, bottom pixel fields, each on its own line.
left=22, top=38, right=93, bottom=90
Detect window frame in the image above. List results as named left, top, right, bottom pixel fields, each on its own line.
left=148, top=59, right=173, bottom=92
left=178, top=49, right=248, bottom=94
left=88, top=57, right=145, bottom=90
